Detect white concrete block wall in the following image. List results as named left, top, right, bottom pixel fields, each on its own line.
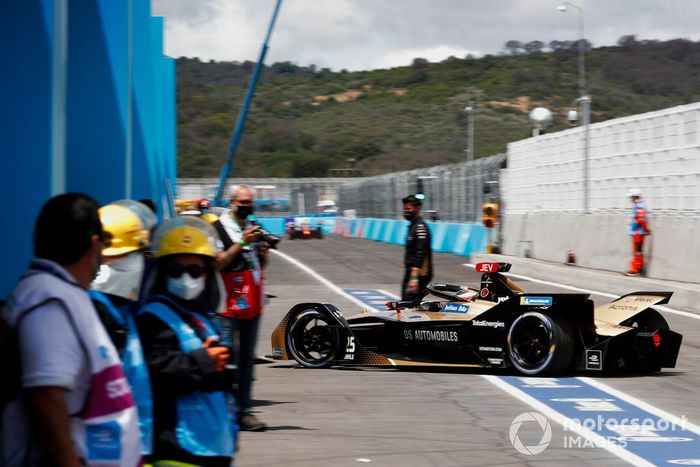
left=502, top=102, right=700, bottom=281
left=504, top=102, right=700, bottom=215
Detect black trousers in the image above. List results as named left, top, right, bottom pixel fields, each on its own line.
left=401, top=272, right=432, bottom=302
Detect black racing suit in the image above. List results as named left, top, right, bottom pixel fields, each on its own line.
left=402, top=216, right=433, bottom=301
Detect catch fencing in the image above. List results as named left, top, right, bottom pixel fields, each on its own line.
left=337, top=154, right=507, bottom=222
left=177, top=177, right=361, bottom=215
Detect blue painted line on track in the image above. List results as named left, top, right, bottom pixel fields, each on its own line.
left=343, top=288, right=396, bottom=311
left=346, top=289, right=700, bottom=465
left=501, top=376, right=700, bottom=464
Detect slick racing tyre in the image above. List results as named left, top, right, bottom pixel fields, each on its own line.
left=286, top=309, right=344, bottom=368
left=620, top=308, right=669, bottom=331
left=507, top=312, right=574, bottom=375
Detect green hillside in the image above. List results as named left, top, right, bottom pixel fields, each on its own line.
left=176, top=36, right=700, bottom=177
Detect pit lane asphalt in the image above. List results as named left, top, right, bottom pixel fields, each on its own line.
left=235, top=235, right=700, bottom=466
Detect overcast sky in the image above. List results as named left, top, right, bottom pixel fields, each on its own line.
left=152, top=0, right=700, bottom=71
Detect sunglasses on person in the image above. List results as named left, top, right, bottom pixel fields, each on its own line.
left=166, top=263, right=207, bottom=279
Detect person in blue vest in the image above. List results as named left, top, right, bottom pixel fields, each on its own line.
left=90, top=202, right=154, bottom=459
left=137, top=216, right=237, bottom=467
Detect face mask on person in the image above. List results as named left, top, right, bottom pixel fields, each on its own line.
left=92, top=252, right=145, bottom=301
left=167, top=272, right=206, bottom=301
left=403, top=211, right=416, bottom=221
left=235, top=204, right=254, bottom=219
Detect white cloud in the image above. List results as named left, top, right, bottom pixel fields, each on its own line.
left=152, top=0, right=700, bottom=71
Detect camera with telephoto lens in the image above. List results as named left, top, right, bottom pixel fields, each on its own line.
left=246, top=216, right=281, bottom=249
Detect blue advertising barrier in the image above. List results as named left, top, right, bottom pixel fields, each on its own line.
left=257, top=216, right=337, bottom=236
left=329, top=217, right=488, bottom=257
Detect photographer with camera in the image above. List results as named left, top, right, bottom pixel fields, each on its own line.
left=136, top=216, right=237, bottom=466
left=213, top=184, right=270, bottom=432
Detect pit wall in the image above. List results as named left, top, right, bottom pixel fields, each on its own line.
left=501, top=212, right=700, bottom=280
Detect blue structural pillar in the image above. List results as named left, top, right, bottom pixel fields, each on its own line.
left=131, top=0, right=157, bottom=208
left=0, top=0, right=176, bottom=298
left=0, top=0, right=67, bottom=297
left=66, top=0, right=130, bottom=204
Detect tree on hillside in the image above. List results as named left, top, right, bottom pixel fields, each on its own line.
left=504, top=40, right=523, bottom=55
left=524, top=41, right=544, bottom=54
left=412, top=57, right=430, bottom=69
left=290, top=153, right=330, bottom=177
left=549, top=40, right=570, bottom=51
left=617, top=35, right=638, bottom=49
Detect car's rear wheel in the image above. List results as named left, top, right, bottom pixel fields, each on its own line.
left=286, top=310, right=344, bottom=368
left=507, top=312, right=574, bottom=375
left=620, top=308, right=669, bottom=331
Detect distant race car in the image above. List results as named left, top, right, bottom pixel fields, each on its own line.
left=287, top=218, right=323, bottom=240
left=270, top=262, right=682, bottom=376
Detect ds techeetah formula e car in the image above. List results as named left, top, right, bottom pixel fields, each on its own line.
left=270, top=262, right=682, bottom=375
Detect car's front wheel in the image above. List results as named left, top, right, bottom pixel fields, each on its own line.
left=285, top=310, right=344, bottom=368
left=507, top=312, right=574, bottom=375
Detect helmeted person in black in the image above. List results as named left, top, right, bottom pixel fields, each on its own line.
left=402, top=194, right=433, bottom=301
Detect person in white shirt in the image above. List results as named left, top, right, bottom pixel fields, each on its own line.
left=1, top=193, right=141, bottom=467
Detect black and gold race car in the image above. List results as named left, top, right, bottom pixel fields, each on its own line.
left=270, top=262, right=682, bottom=375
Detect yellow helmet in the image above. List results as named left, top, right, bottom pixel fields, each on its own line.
left=112, top=199, right=157, bottom=232
left=99, top=204, right=149, bottom=257
left=153, top=216, right=220, bottom=259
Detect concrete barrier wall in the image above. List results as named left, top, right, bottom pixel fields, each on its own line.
left=334, top=218, right=488, bottom=257
left=501, top=212, right=700, bottom=281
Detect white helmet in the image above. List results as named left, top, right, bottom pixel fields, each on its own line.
left=626, top=188, right=642, bottom=198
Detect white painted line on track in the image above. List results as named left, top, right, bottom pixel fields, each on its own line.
left=482, top=375, right=654, bottom=466
left=464, top=262, right=700, bottom=321
left=270, top=249, right=379, bottom=311
left=579, top=377, right=700, bottom=436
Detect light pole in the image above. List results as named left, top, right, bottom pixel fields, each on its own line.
left=558, top=1, right=591, bottom=213
left=464, top=102, right=475, bottom=220
left=557, top=2, right=585, bottom=97
left=464, top=102, right=474, bottom=165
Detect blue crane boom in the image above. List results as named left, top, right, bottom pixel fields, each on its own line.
left=213, top=0, right=283, bottom=206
